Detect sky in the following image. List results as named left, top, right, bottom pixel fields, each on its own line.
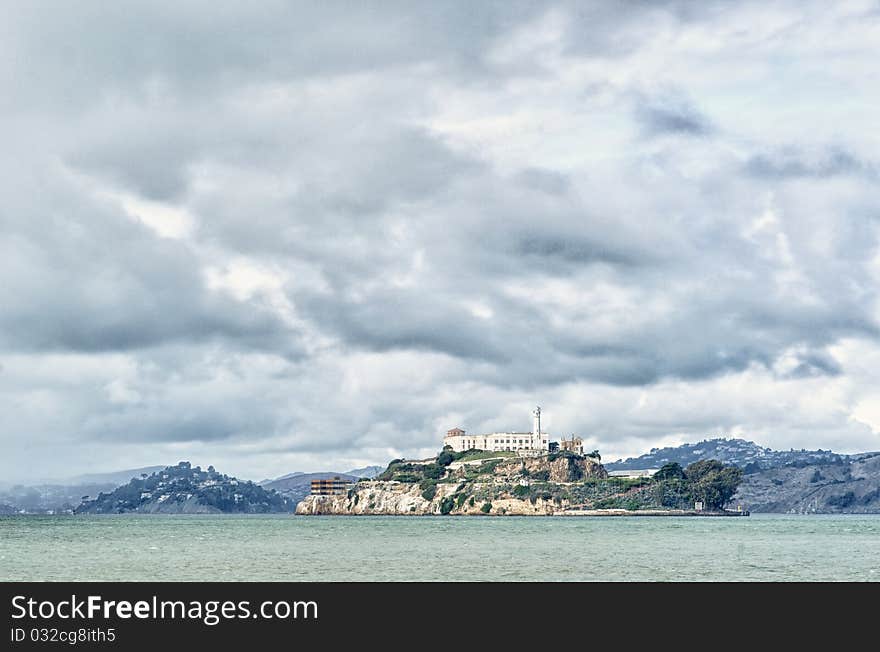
left=3, top=1, right=880, bottom=483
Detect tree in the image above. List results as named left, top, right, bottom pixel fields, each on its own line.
left=685, top=460, right=743, bottom=510
left=684, top=459, right=724, bottom=482
left=654, top=462, right=686, bottom=481
left=437, top=451, right=455, bottom=467
left=587, top=450, right=601, bottom=460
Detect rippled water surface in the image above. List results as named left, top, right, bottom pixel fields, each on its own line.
left=2, top=513, right=879, bottom=581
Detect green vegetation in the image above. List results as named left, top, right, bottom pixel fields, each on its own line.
left=685, top=460, right=743, bottom=510
left=437, top=451, right=456, bottom=467
left=455, top=450, right=516, bottom=463
left=547, top=450, right=581, bottom=463
left=422, top=464, right=444, bottom=479
left=653, top=462, right=686, bottom=481
left=420, top=479, right=438, bottom=501
left=480, top=502, right=492, bottom=514
left=439, top=496, right=455, bottom=515
left=512, top=484, right=531, bottom=498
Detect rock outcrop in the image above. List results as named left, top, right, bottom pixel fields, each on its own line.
left=456, top=454, right=607, bottom=483
left=295, top=480, right=568, bottom=516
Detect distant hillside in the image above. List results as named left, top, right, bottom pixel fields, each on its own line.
left=733, top=452, right=880, bottom=513
left=345, top=465, right=384, bottom=479
left=257, top=471, right=304, bottom=485
left=607, top=438, right=847, bottom=472
left=0, top=465, right=171, bottom=514
left=63, top=466, right=167, bottom=487
left=75, top=462, right=293, bottom=514
left=606, top=437, right=880, bottom=513
left=0, top=481, right=119, bottom=514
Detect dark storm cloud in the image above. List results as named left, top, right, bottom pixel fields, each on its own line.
left=514, top=168, right=571, bottom=195
left=516, top=234, right=646, bottom=267
left=744, top=146, right=877, bottom=180
left=0, top=152, right=299, bottom=356
left=634, top=96, right=714, bottom=137
left=297, top=288, right=510, bottom=363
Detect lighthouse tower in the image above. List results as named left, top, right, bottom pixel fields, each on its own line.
left=533, top=406, right=542, bottom=449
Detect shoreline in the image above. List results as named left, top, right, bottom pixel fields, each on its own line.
left=554, top=508, right=749, bottom=517
left=294, top=508, right=751, bottom=517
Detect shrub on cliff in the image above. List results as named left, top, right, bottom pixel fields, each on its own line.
left=420, top=480, right=437, bottom=501
left=422, top=464, right=444, bottom=480
left=439, top=496, right=455, bottom=515
left=480, top=502, right=492, bottom=514
left=512, top=484, right=530, bottom=498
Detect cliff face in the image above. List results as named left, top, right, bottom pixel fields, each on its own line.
left=494, top=455, right=607, bottom=483
left=295, top=481, right=565, bottom=516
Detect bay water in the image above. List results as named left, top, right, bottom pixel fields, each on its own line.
left=2, top=513, right=878, bottom=581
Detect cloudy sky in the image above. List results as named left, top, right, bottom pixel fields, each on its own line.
left=3, top=1, right=880, bottom=483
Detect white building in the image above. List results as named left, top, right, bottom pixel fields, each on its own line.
left=607, top=469, right=658, bottom=479
left=443, top=407, right=550, bottom=454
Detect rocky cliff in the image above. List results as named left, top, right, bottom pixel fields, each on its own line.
left=296, top=479, right=570, bottom=516
left=490, top=454, right=607, bottom=483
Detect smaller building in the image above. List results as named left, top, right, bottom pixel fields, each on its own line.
left=310, top=477, right=351, bottom=496
left=559, top=436, right=584, bottom=455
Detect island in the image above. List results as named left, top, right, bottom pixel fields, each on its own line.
left=75, top=462, right=293, bottom=514
left=296, top=448, right=745, bottom=516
